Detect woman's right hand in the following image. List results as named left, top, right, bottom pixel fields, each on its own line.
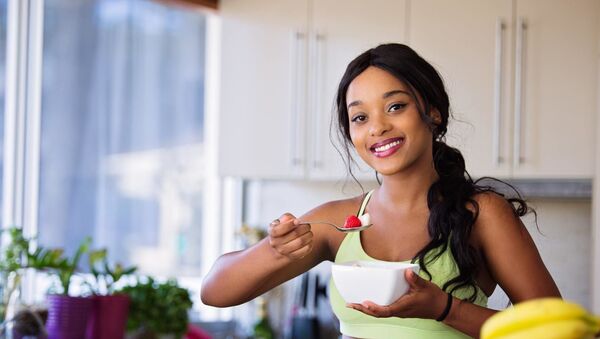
left=268, top=213, right=314, bottom=260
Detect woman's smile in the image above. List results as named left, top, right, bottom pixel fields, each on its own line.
left=370, top=137, right=405, bottom=158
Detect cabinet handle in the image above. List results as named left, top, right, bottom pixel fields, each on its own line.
left=493, top=18, right=505, bottom=166
left=311, top=32, right=325, bottom=169
left=290, top=30, right=305, bottom=167
left=513, top=17, right=526, bottom=167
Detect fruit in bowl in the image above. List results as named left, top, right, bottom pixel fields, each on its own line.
left=332, top=260, right=419, bottom=306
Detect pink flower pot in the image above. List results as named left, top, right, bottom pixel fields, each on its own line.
left=85, top=294, right=130, bottom=339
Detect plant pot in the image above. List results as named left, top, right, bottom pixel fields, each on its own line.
left=46, top=295, right=92, bottom=339
left=85, top=294, right=130, bottom=339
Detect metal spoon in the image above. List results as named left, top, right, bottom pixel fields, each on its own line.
left=297, top=221, right=373, bottom=233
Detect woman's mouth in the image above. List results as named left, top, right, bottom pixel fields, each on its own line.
left=370, top=137, right=405, bottom=158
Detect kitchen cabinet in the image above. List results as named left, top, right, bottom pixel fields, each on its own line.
left=307, top=0, right=407, bottom=180
left=218, top=0, right=308, bottom=179
left=217, top=0, right=407, bottom=180
left=408, top=0, right=599, bottom=179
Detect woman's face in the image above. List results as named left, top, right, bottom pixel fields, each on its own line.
left=346, top=66, right=436, bottom=176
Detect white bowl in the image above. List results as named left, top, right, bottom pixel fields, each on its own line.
left=332, top=260, right=420, bottom=306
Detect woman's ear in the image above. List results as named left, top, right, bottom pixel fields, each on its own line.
left=430, top=110, right=442, bottom=125
left=429, top=110, right=443, bottom=137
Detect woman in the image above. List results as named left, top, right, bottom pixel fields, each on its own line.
left=201, top=43, right=560, bottom=338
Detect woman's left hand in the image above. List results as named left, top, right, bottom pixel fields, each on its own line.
left=346, top=269, right=449, bottom=319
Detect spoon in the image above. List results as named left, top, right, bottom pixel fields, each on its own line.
left=297, top=221, right=373, bottom=233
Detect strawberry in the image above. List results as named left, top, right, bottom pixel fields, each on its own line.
left=343, top=215, right=362, bottom=228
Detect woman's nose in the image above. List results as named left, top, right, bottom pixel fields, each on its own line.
left=369, top=117, right=391, bottom=136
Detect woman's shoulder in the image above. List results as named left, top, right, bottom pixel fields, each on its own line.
left=302, top=193, right=366, bottom=223
left=471, top=191, right=519, bottom=220
left=470, top=191, right=527, bottom=243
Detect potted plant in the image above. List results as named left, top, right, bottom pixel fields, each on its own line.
left=43, top=237, right=93, bottom=339
left=117, top=277, right=192, bottom=339
left=85, top=248, right=136, bottom=339
left=0, top=227, right=30, bottom=326
left=0, top=227, right=66, bottom=338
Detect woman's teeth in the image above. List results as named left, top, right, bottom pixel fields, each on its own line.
left=374, top=140, right=402, bottom=152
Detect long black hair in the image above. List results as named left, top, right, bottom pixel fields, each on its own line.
left=334, top=43, right=532, bottom=301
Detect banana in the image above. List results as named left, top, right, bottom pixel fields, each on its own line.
left=499, top=318, right=594, bottom=339
left=595, top=316, right=600, bottom=332
left=481, top=298, right=600, bottom=339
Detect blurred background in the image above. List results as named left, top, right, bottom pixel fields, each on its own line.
left=0, top=0, right=599, bottom=338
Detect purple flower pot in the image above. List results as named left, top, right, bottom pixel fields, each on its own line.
left=85, top=294, right=130, bottom=339
left=46, top=295, right=92, bottom=339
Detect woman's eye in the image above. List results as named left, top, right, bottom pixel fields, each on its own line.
left=351, top=115, right=367, bottom=123
left=388, top=103, right=407, bottom=112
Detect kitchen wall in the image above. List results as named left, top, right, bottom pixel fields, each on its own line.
left=523, top=198, right=591, bottom=309
left=240, top=180, right=592, bottom=333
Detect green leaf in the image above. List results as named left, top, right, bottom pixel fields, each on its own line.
left=116, top=277, right=192, bottom=334
left=88, top=249, right=107, bottom=267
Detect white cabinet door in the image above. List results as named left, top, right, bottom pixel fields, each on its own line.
left=513, top=0, right=598, bottom=178
left=408, top=0, right=513, bottom=179
left=409, top=0, right=598, bottom=180
left=218, top=0, right=309, bottom=179
left=308, top=0, right=407, bottom=181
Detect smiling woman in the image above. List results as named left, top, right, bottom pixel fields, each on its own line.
left=201, top=43, right=561, bottom=339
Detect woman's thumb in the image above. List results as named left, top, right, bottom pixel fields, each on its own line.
left=405, top=268, right=423, bottom=287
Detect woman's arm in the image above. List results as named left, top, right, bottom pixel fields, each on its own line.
left=476, top=193, right=560, bottom=300
left=200, top=201, right=343, bottom=307
left=443, top=192, right=560, bottom=337
left=440, top=297, right=498, bottom=338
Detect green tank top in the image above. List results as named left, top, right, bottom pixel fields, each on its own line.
left=329, top=190, right=488, bottom=339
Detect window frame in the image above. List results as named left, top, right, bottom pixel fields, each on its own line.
left=2, top=0, right=44, bottom=304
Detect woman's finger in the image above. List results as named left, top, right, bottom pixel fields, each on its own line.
left=273, top=223, right=311, bottom=244
left=268, top=223, right=311, bottom=252
left=268, top=217, right=299, bottom=238
left=277, top=231, right=313, bottom=255
left=405, top=269, right=426, bottom=289
left=287, top=241, right=313, bottom=260
left=346, top=301, right=393, bottom=318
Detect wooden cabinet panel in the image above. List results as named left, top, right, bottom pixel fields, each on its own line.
left=409, top=0, right=598, bottom=179
left=514, top=0, right=598, bottom=178
left=218, top=0, right=309, bottom=179
left=409, top=0, right=513, bottom=178
left=308, top=0, right=407, bottom=180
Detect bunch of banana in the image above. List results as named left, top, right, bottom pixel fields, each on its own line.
left=481, top=298, right=600, bottom=339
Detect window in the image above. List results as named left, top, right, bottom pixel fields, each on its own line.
left=2, top=0, right=223, bottom=322
left=38, top=0, right=206, bottom=277
left=38, top=0, right=206, bottom=280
